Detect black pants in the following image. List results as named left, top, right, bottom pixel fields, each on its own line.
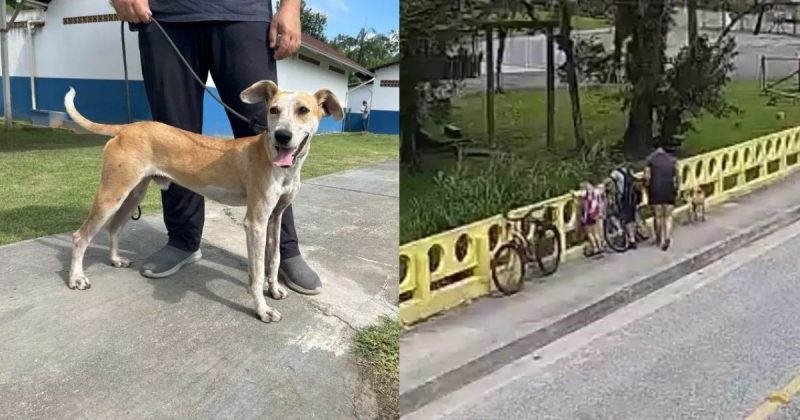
left=138, top=21, right=300, bottom=258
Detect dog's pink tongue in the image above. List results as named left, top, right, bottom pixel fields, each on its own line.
left=274, top=148, right=294, bottom=167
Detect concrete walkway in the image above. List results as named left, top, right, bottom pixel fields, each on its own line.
left=0, top=160, right=398, bottom=420
left=401, top=170, right=800, bottom=415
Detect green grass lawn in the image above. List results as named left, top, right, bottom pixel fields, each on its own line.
left=0, top=127, right=397, bottom=246
left=532, top=11, right=610, bottom=30
left=401, top=80, right=800, bottom=243
left=352, top=316, right=400, bottom=420
left=450, top=80, right=800, bottom=156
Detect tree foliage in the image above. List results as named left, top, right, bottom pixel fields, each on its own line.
left=557, top=36, right=616, bottom=84
left=608, top=0, right=739, bottom=156
left=330, top=28, right=399, bottom=71
left=655, top=35, right=738, bottom=146
left=400, top=0, right=488, bottom=166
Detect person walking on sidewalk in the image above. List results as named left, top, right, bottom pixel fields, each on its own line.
left=110, top=0, right=323, bottom=294
left=645, top=146, right=680, bottom=251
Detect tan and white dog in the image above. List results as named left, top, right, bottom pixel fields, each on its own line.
left=63, top=81, right=343, bottom=323
left=686, top=185, right=706, bottom=223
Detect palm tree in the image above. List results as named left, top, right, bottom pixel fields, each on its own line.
left=331, top=28, right=398, bottom=69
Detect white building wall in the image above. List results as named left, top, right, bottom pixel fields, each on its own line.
left=371, top=64, right=398, bottom=112
left=3, top=2, right=142, bottom=80
left=346, top=83, right=372, bottom=112
left=2, top=0, right=348, bottom=94
left=276, top=56, right=348, bottom=107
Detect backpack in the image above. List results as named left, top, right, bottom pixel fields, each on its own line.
left=582, top=188, right=601, bottom=224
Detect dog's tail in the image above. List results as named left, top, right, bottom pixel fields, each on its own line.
left=64, top=88, right=124, bottom=136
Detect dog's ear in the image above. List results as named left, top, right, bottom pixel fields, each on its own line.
left=314, top=89, right=344, bottom=121
left=240, top=80, right=279, bottom=104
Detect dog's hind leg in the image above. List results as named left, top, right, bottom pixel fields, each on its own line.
left=69, top=151, right=145, bottom=290
left=106, top=179, right=149, bottom=268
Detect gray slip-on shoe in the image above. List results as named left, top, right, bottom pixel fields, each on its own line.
left=140, top=245, right=202, bottom=279
left=279, top=255, right=321, bottom=295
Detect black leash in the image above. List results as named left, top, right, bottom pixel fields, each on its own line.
left=120, top=17, right=269, bottom=221
left=126, top=18, right=268, bottom=133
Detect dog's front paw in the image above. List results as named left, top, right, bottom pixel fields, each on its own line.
left=111, top=256, right=131, bottom=268
left=69, top=275, right=91, bottom=290
left=269, top=284, right=289, bottom=300
left=258, top=307, right=282, bottom=323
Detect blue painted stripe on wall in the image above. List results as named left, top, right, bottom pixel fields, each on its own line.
left=368, top=110, right=399, bottom=135
left=1, top=76, right=343, bottom=136
left=344, top=112, right=366, bottom=132
left=342, top=111, right=398, bottom=134
left=0, top=76, right=152, bottom=123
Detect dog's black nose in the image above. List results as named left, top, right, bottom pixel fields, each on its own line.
left=274, top=129, right=292, bottom=145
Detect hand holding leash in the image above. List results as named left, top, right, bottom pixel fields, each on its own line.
left=110, top=0, right=152, bottom=24
left=270, top=0, right=302, bottom=60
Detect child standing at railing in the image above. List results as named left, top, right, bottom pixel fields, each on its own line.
left=578, top=181, right=606, bottom=257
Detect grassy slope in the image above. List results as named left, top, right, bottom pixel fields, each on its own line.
left=401, top=81, right=800, bottom=243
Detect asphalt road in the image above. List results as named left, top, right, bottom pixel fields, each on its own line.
left=404, top=220, right=800, bottom=420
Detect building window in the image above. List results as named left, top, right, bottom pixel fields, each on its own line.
left=297, top=54, right=321, bottom=66
left=328, top=65, right=345, bottom=75
left=380, top=80, right=399, bottom=88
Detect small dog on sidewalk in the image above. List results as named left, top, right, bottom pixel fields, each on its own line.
left=685, top=185, right=706, bottom=223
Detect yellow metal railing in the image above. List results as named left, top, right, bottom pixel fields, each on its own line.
left=399, top=126, right=800, bottom=326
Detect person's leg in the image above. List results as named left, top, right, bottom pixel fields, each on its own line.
left=663, top=204, right=674, bottom=250
left=652, top=205, right=663, bottom=246
left=138, top=22, right=210, bottom=277
left=625, top=222, right=637, bottom=247
left=208, top=21, right=320, bottom=294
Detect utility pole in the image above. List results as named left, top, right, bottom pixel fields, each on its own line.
left=1, top=3, right=12, bottom=129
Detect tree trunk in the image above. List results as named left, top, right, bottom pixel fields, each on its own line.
left=559, top=0, right=585, bottom=150
left=688, top=0, right=698, bottom=56
left=622, top=0, right=668, bottom=158
left=658, top=109, right=681, bottom=148
left=624, top=94, right=653, bottom=157
left=495, top=29, right=506, bottom=94
left=400, top=57, right=419, bottom=168
left=612, top=3, right=637, bottom=84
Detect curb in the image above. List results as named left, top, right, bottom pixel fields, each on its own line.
left=400, top=203, right=800, bottom=416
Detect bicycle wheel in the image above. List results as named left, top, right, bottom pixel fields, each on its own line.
left=491, top=243, right=526, bottom=295
left=603, top=214, right=629, bottom=253
left=533, top=223, right=561, bottom=275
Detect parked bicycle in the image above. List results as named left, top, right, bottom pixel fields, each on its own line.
left=603, top=197, right=630, bottom=253
left=491, top=207, right=562, bottom=295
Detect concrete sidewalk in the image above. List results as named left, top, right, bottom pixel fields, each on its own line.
left=401, top=170, right=800, bottom=415
left=0, top=160, right=398, bottom=420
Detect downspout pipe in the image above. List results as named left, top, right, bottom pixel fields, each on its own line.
left=1, top=4, right=12, bottom=128
left=27, top=21, right=36, bottom=110
left=367, top=76, right=376, bottom=132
